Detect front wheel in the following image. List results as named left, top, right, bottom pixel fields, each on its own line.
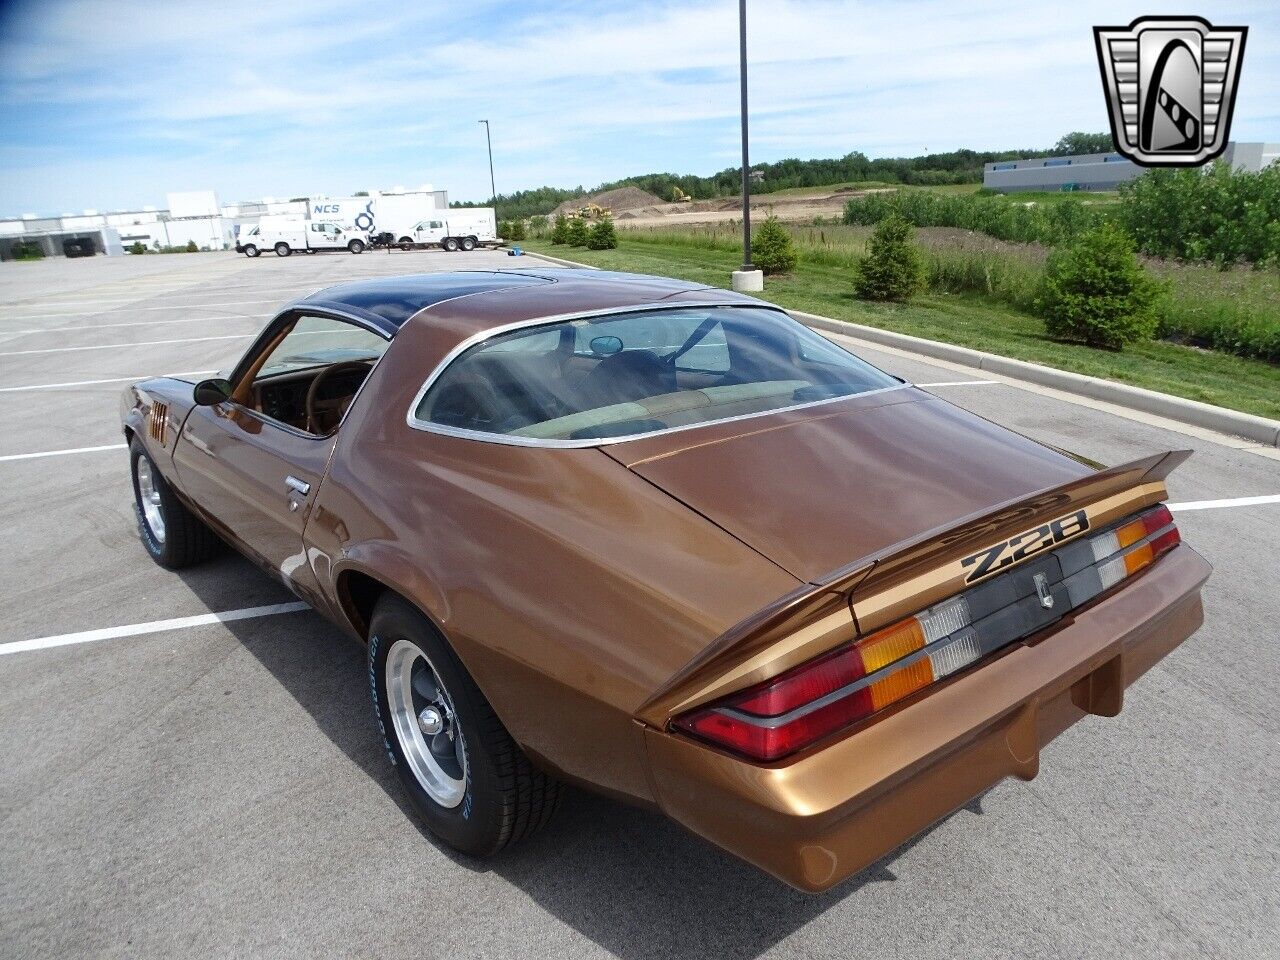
left=398, top=237, right=414, bottom=251
left=274, top=242, right=291, bottom=257
left=368, top=594, right=562, bottom=857
left=243, top=244, right=260, bottom=258
left=442, top=236, right=459, bottom=252
left=460, top=236, right=477, bottom=252
left=348, top=239, right=365, bottom=254
left=130, top=440, right=219, bottom=569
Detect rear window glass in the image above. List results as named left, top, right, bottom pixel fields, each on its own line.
left=413, top=306, right=899, bottom=442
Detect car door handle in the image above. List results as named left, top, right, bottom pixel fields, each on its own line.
left=284, top=475, right=311, bottom=496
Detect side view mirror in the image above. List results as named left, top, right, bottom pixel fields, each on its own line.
left=193, top=378, right=232, bottom=406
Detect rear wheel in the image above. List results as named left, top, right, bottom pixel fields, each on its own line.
left=274, top=242, right=291, bottom=257
left=243, top=244, right=260, bottom=258
left=368, top=594, right=561, bottom=857
left=442, top=236, right=459, bottom=252
left=398, top=237, right=414, bottom=251
left=348, top=239, right=365, bottom=254
left=460, top=236, right=477, bottom=251
left=130, top=440, right=219, bottom=569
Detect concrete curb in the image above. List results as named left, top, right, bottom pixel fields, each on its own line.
left=523, top=249, right=1280, bottom=449
left=789, top=310, right=1280, bottom=449
left=521, top=250, right=601, bottom=270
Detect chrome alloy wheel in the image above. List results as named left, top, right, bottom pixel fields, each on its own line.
left=386, top=638, right=467, bottom=808
left=135, top=457, right=166, bottom=544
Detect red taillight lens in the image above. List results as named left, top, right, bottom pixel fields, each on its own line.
left=729, top=645, right=865, bottom=716
left=677, top=685, right=874, bottom=761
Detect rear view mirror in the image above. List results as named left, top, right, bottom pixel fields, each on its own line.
left=589, top=335, right=624, bottom=356
left=193, top=378, right=232, bottom=406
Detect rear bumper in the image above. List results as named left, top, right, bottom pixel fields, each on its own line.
left=643, top=543, right=1211, bottom=892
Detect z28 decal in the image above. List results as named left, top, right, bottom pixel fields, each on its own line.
left=961, top=509, right=1090, bottom=584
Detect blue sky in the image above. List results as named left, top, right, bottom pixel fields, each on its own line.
left=1, top=0, right=1277, bottom=216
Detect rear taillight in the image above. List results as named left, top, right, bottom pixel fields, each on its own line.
left=673, top=504, right=1181, bottom=762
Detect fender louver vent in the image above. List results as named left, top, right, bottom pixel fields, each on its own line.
left=148, top=402, right=168, bottom=444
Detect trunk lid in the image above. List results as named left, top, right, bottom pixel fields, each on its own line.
left=607, top=390, right=1092, bottom=584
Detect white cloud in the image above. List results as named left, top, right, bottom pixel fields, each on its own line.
left=1, top=0, right=1276, bottom=213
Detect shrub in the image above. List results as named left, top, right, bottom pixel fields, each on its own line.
left=566, top=217, right=590, bottom=247
left=587, top=215, right=618, bottom=250
left=496, top=220, right=512, bottom=241
left=549, top=214, right=569, bottom=245
left=750, top=215, right=797, bottom=274
left=843, top=190, right=1107, bottom=247
left=128, top=241, right=147, bottom=255
left=1037, top=223, right=1162, bottom=349
left=854, top=214, right=924, bottom=301
left=184, top=239, right=198, bottom=252
left=509, top=219, right=527, bottom=242
left=13, top=241, right=44, bottom=260
left=1117, top=163, right=1280, bottom=266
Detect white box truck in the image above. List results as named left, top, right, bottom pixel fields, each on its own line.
left=237, top=216, right=367, bottom=257
left=396, top=209, right=500, bottom=251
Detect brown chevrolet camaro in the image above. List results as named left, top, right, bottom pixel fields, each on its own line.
left=121, top=269, right=1210, bottom=891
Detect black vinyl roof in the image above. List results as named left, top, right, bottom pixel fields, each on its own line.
left=298, top=271, right=557, bottom=334
left=294, top=269, right=726, bottom=338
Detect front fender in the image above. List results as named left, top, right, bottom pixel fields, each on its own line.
left=120, top=376, right=202, bottom=480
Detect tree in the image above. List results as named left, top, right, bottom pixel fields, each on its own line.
left=1037, top=223, right=1162, bottom=350
left=853, top=214, right=924, bottom=302
left=128, top=241, right=147, bottom=255
left=353, top=191, right=370, bottom=197
left=184, top=239, right=199, bottom=252
left=750, top=215, right=796, bottom=274
left=587, top=215, right=618, bottom=250
left=550, top=214, right=570, bottom=245
left=566, top=217, right=590, bottom=247
left=1053, top=132, right=1114, bottom=155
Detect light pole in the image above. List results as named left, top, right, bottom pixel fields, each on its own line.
left=478, top=120, right=497, bottom=213
left=731, top=0, right=763, bottom=292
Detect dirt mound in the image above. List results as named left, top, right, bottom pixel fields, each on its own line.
left=551, top=186, right=665, bottom=217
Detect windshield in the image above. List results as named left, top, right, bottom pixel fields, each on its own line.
left=414, top=306, right=900, bottom=442
left=256, top=315, right=388, bottom=379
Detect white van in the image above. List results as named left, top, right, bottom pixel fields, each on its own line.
left=397, top=209, right=499, bottom=251
left=238, top=217, right=367, bottom=257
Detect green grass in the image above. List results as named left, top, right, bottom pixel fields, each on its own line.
left=528, top=235, right=1280, bottom=420
left=599, top=223, right=1280, bottom=364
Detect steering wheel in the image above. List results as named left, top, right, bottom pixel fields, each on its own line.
left=305, top=360, right=374, bottom=434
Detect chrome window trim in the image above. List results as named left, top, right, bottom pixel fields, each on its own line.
left=403, top=302, right=911, bottom=449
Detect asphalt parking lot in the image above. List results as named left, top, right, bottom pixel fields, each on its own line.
left=1, top=250, right=1276, bottom=960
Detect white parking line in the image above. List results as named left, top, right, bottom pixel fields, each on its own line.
left=0, top=370, right=216, bottom=392
left=0, top=443, right=127, bottom=462
left=2, top=299, right=284, bottom=319
left=1168, top=494, right=1280, bottom=512
left=917, top=380, right=999, bottom=387
left=0, top=602, right=312, bottom=656
left=2, top=314, right=267, bottom=336
left=0, top=333, right=252, bottom=357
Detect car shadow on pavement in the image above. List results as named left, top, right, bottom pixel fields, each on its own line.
left=179, top=552, right=981, bottom=960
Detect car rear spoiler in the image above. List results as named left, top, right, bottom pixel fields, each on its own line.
left=635, top=450, right=1191, bottom=729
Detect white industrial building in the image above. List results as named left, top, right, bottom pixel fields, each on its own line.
left=983, top=141, right=1279, bottom=193
left=0, top=185, right=449, bottom=260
